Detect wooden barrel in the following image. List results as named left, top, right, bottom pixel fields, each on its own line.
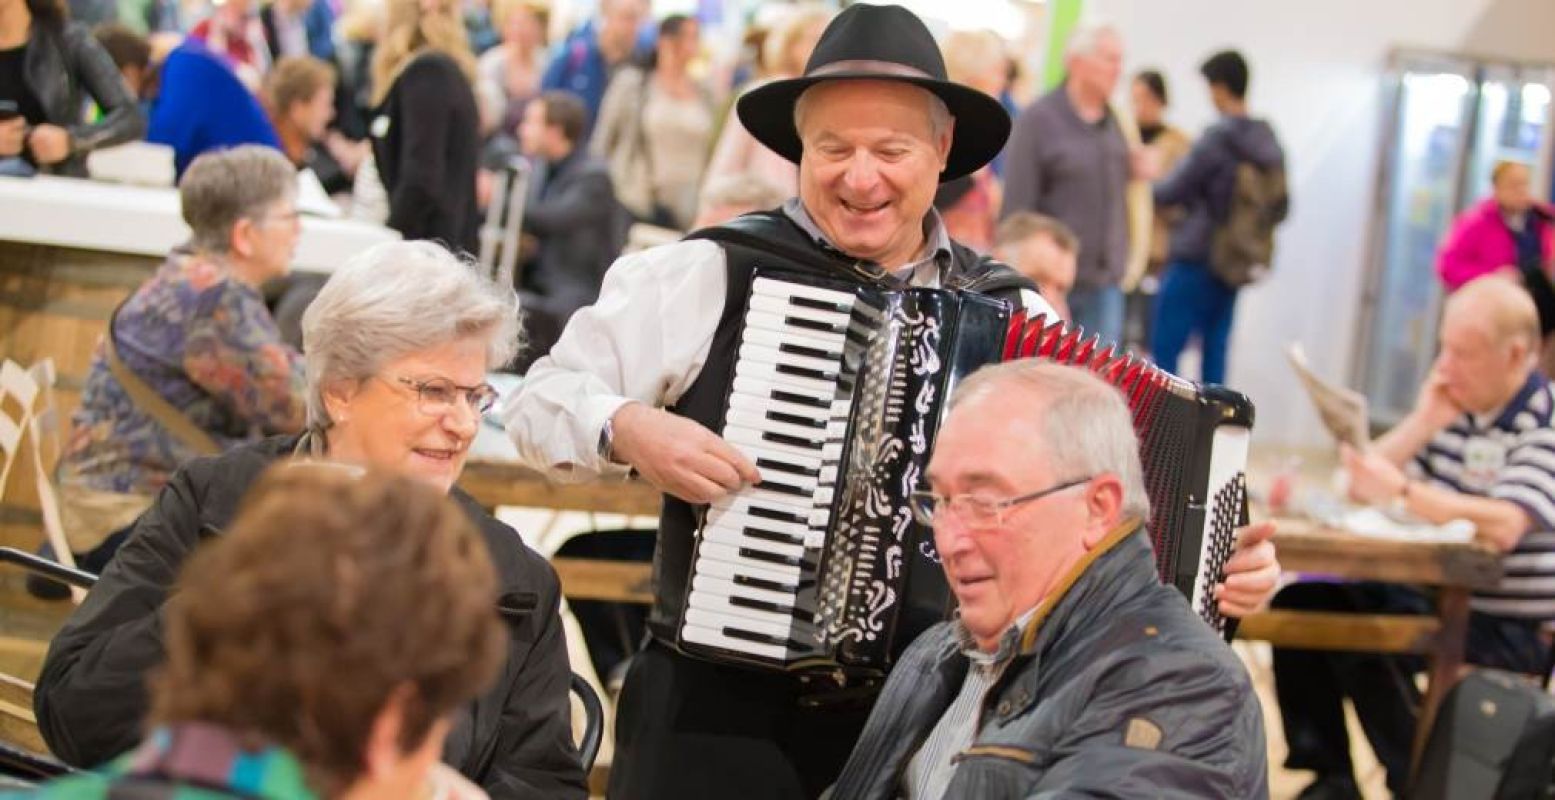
left=0, top=240, right=160, bottom=551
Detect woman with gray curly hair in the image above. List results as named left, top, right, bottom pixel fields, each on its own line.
left=36, top=241, right=589, bottom=799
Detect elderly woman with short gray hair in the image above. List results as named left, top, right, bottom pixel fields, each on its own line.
left=37, top=240, right=590, bottom=799
left=52, top=145, right=306, bottom=584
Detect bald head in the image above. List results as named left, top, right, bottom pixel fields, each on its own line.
left=1445, top=275, right=1540, bottom=353
left=1436, top=275, right=1541, bottom=413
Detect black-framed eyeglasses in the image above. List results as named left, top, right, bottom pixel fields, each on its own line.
left=908, top=476, right=1093, bottom=530
left=388, top=375, right=499, bottom=416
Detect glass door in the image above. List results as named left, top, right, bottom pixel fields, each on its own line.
left=1463, top=64, right=1555, bottom=201
left=1354, top=54, right=1477, bottom=426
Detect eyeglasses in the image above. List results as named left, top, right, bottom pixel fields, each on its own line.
left=253, top=209, right=301, bottom=227
left=388, top=376, right=499, bottom=416
left=908, top=476, right=1093, bottom=530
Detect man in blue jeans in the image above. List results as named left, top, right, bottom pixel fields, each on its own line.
left=1150, top=50, right=1285, bottom=384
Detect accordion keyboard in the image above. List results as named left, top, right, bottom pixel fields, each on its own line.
left=681, top=277, right=878, bottom=664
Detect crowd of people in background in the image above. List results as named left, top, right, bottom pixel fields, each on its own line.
left=2, top=0, right=1298, bottom=378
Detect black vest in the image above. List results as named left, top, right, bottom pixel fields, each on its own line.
left=645, top=210, right=1037, bottom=644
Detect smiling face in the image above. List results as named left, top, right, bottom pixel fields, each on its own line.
left=796, top=80, right=952, bottom=269
left=322, top=335, right=489, bottom=494
left=926, top=389, right=1117, bottom=651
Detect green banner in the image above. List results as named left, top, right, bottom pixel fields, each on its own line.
left=1041, top=0, right=1085, bottom=91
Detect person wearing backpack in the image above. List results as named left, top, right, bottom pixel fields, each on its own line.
left=1149, top=49, right=1287, bottom=385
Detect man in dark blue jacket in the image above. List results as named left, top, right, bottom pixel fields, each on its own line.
left=1150, top=50, right=1286, bottom=385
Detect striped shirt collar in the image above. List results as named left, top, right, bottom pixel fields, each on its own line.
left=952, top=607, right=1039, bottom=668
left=781, top=197, right=954, bottom=286
left=1467, top=371, right=1545, bottom=432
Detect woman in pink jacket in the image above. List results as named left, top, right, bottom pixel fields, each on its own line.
left=1437, top=161, right=1554, bottom=317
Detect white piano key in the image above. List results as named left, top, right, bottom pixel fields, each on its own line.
left=725, top=409, right=842, bottom=447
left=703, top=507, right=815, bottom=539
left=691, top=554, right=808, bottom=587
left=737, top=342, right=845, bottom=375
left=740, top=328, right=851, bottom=359
left=702, top=525, right=808, bottom=559
left=750, top=277, right=857, bottom=308
left=681, top=623, right=791, bottom=662
left=726, top=425, right=829, bottom=461
left=731, top=375, right=833, bottom=408
left=686, top=593, right=818, bottom=635
left=748, top=294, right=853, bottom=325
left=734, top=360, right=849, bottom=396
left=743, top=311, right=848, bottom=350
left=692, top=574, right=815, bottom=611
left=683, top=605, right=813, bottom=643
left=708, top=486, right=816, bottom=518
left=695, top=542, right=805, bottom=581
left=727, top=393, right=838, bottom=427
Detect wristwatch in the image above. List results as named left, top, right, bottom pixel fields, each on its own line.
left=597, top=416, right=617, bottom=464
left=1389, top=479, right=1412, bottom=518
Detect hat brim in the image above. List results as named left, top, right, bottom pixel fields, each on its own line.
left=736, top=73, right=1012, bottom=183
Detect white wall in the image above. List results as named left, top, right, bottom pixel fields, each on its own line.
left=1090, top=0, right=1555, bottom=451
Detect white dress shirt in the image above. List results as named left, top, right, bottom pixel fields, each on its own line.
left=502, top=199, right=1056, bottom=481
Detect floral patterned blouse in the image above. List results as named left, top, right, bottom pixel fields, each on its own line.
left=60, top=249, right=306, bottom=498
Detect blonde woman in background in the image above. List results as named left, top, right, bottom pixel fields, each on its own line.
left=696, top=3, right=830, bottom=208
left=362, top=0, right=483, bottom=252
left=590, top=13, right=711, bottom=230
left=477, top=0, right=545, bottom=136
left=933, top=28, right=1010, bottom=252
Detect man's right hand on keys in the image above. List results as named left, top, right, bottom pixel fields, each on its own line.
left=610, top=402, right=761, bottom=504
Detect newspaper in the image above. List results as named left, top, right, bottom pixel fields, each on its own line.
left=1286, top=342, right=1370, bottom=449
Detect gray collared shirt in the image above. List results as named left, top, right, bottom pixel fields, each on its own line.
left=901, top=609, right=1038, bottom=799
left=781, top=197, right=955, bottom=287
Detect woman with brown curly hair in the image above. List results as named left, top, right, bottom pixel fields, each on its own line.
left=23, top=464, right=508, bottom=799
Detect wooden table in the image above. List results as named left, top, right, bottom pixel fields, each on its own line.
left=1236, top=519, right=1504, bottom=772
left=457, top=458, right=661, bottom=518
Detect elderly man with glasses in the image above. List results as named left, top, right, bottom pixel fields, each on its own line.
left=828, top=360, right=1268, bottom=800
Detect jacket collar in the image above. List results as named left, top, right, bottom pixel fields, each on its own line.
left=1017, top=517, right=1148, bottom=656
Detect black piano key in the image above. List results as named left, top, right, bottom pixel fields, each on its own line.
left=762, top=432, right=824, bottom=451
left=766, top=410, right=827, bottom=430
left=729, top=595, right=812, bottom=620
left=723, top=626, right=807, bottom=651
left=754, top=457, right=820, bottom=478
left=749, top=506, right=810, bottom=525
left=788, top=296, right=850, bottom=314
left=778, top=343, right=841, bottom=361
left=776, top=364, right=839, bottom=382
left=739, top=547, right=813, bottom=570
left=733, top=574, right=800, bottom=594
left=784, top=315, right=846, bottom=335
left=769, top=389, right=830, bottom=409
left=757, top=480, right=809, bottom=498
left=743, top=525, right=806, bottom=546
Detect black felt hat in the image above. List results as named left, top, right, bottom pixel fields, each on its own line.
left=735, top=3, right=1011, bottom=182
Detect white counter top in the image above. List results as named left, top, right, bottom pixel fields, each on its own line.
left=0, top=175, right=398, bottom=274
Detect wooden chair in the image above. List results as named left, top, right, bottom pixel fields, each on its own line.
left=0, top=361, right=36, bottom=506
left=0, top=359, right=83, bottom=603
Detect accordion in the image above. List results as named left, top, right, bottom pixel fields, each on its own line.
left=677, top=269, right=1253, bottom=676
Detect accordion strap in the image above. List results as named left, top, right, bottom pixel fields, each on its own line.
left=104, top=302, right=222, bottom=457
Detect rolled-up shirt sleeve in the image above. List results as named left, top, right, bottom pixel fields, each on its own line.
left=502, top=240, right=727, bottom=481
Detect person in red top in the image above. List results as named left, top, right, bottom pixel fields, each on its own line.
left=188, top=0, right=270, bottom=88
